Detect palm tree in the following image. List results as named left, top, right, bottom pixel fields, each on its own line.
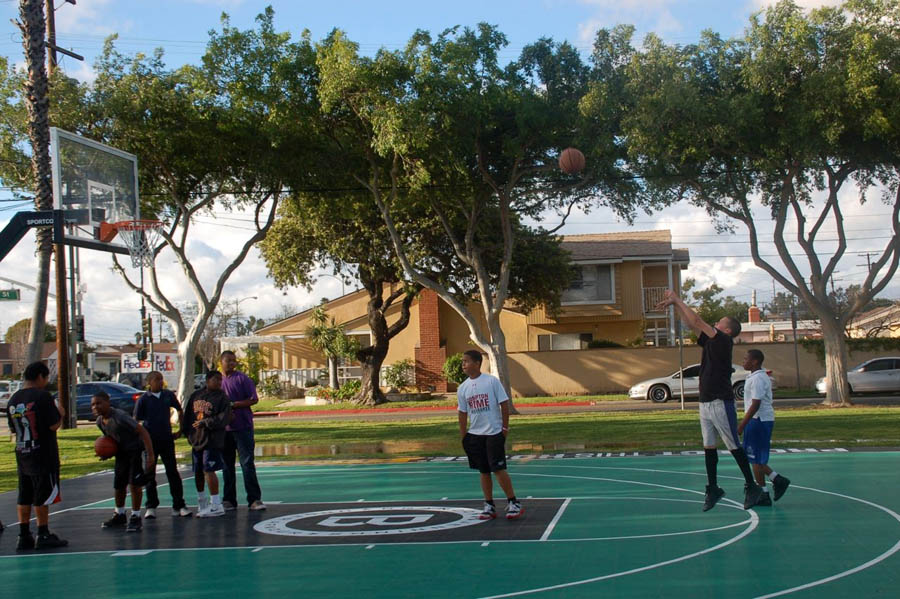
left=305, top=306, right=358, bottom=389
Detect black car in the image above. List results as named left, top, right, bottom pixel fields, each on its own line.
left=65, top=382, right=144, bottom=421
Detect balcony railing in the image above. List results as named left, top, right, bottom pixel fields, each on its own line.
left=643, top=287, right=668, bottom=313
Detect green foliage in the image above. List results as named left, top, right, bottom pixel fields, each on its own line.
left=335, top=379, right=362, bottom=401
left=258, top=375, right=283, bottom=398
left=800, top=337, right=900, bottom=364
left=383, top=359, right=414, bottom=390
left=682, top=279, right=750, bottom=325
left=305, top=306, right=360, bottom=361
left=237, top=347, right=267, bottom=384
left=587, top=339, right=624, bottom=349
left=442, top=353, right=467, bottom=385
left=4, top=318, right=55, bottom=343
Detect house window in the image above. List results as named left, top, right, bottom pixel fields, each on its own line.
left=537, top=333, right=593, bottom=351
left=562, top=265, right=614, bottom=304
left=2, top=363, right=11, bottom=375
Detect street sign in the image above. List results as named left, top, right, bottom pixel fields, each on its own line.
left=0, top=289, right=20, bottom=300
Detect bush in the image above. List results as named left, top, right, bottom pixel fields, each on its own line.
left=237, top=347, right=267, bottom=384
left=258, top=375, right=282, bottom=398
left=305, top=385, right=337, bottom=402
left=383, top=359, right=414, bottom=390
left=442, top=353, right=467, bottom=385
left=335, top=379, right=361, bottom=401
left=587, top=339, right=624, bottom=349
left=304, top=378, right=319, bottom=388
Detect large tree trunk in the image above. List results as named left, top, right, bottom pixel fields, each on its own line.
left=820, top=318, right=853, bottom=407
left=354, top=301, right=390, bottom=406
left=482, top=319, right=518, bottom=413
left=19, top=0, right=53, bottom=365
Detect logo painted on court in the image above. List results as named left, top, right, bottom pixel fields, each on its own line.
left=254, top=506, right=486, bottom=537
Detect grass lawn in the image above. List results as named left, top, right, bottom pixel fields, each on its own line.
left=2, top=405, right=898, bottom=493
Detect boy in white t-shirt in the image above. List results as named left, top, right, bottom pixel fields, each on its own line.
left=738, top=349, right=791, bottom=506
left=457, top=350, right=523, bottom=520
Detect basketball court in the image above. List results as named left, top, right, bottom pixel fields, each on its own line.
left=1, top=451, right=898, bottom=598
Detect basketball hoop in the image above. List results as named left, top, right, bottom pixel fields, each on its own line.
left=113, top=220, right=164, bottom=268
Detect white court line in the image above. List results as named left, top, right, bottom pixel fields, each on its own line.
left=112, top=550, right=152, bottom=557
left=251, top=547, right=264, bottom=553
left=481, top=542, right=490, bottom=547
left=540, top=498, right=571, bottom=542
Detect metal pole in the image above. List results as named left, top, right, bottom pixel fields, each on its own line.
left=677, top=319, right=685, bottom=411
left=791, top=307, right=801, bottom=390
left=67, top=244, right=78, bottom=384
left=54, top=241, right=73, bottom=428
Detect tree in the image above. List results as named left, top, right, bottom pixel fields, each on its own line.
left=316, top=26, right=614, bottom=402
left=64, top=11, right=318, bottom=402
left=14, top=1, right=53, bottom=365
left=235, top=315, right=266, bottom=337
left=304, top=306, right=360, bottom=389
left=609, top=0, right=900, bottom=406
left=764, top=292, right=815, bottom=321
left=4, top=317, right=53, bottom=376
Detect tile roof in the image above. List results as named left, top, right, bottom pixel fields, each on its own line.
left=561, top=230, right=689, bottom=262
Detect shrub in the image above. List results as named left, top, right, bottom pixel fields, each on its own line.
left=306, top=385, right=337, bottom=402
left=442, top=353, right=467, bottom=385
left=237, top=347, right=267, bottom=384
left=383, top=359, right=414, bottom=390
left=304, top=378, right=319, bottom=388
left=587, top=339, right=623, bottom=349
left=335, top=379, right=361, bottom=401
left=258, top=375, right=282, bottom=398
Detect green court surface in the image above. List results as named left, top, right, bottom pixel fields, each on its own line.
left=2, top=451, right=898, bottom=598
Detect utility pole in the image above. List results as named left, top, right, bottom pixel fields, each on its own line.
left=857, top=252, right=875, bottom=274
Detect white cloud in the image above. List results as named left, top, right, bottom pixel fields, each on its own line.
left=749, top=0, right=843, bottom=9
left=576, top=0, right=684, bottom=46
left=53, top=0, right=131, bottom=37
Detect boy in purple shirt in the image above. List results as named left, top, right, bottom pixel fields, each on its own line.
left=220, top=350, right=265, bottom=511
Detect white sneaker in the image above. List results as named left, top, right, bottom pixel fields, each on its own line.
left=143, top=508, right=156, bottom=519
left=175, top=507, right=193, bottom=517
left=249, top=500, right=267, bottom=511
left=198, top=497, right=210, bottom=513
left=197, top=504, right=225, bottom=518
left=506, top=500, right=524, bottom=520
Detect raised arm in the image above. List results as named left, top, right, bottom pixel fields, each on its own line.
left=655, top=289, right=716, bottom=338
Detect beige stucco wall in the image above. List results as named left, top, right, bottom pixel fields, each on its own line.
left=506, top=343, right=894, bottom=397
left=526, top=320, right=644, bottom=348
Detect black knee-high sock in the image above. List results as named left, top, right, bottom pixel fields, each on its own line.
left=704, top=448, right=718, bottom=487
left=731, top=448, right=755, bottom=485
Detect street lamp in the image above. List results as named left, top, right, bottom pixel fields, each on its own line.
left=233, top=296, right=257, bottom=336
left=317, top=273, right=346, bottom=296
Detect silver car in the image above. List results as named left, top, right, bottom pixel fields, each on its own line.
left=629, top=363, right=776, bottom=403
left=816, top=356, right=900, bottom=394
left=0, top=380, right=23, bottom=413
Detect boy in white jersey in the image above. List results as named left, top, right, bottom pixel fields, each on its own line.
left=457, top=350, right=523, bottom=520
left=738, top=349, right=790, bottom=506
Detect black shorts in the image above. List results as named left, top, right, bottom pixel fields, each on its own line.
left=462, top=432, right=508, bottom=473
left=113, top=450, right=153, bottom=490
left=18, top=469, right=61, bottom=506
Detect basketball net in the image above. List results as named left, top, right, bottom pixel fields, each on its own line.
left=114, top=220, right=164, bottom=268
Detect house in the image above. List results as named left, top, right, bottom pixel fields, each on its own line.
left=848, top=303, right=900, bottom=338
left=738, top=301, right=821, bottom=343
left=0, top=341, right=57, bottom=378
left=238, top=230, right=689, bottom=392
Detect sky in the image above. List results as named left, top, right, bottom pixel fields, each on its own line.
left=0, top=0, right=890, bottom=347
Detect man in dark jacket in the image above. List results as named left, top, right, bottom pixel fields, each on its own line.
left=134, top=371, right=190, bottom=518
left=183, top=370, right=232, bottom=518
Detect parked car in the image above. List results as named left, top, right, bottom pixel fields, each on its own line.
left=629, top=363, right=776, bottom=403
left=0, top=380, right=24, bottom=413
left=55, top=382, right=144, bottom=421
left=816, top=356, right=900, bottom=395
left=194, top=373, right=206, bottom=390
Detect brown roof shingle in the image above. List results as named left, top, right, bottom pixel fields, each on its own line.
left=561, top=230, right=689, bottom=262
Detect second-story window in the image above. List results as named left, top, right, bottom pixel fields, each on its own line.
left=562, top=264, right=614, bottom=304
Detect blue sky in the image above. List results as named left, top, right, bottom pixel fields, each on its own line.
left=1, top=0, right=886, bottom=347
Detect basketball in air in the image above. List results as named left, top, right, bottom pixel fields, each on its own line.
left=559, top=147, right=586, bottom=174
left=94, top=435, right=118, bottom=459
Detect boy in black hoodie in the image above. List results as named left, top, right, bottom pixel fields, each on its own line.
left=183, top=370, right=232, bottom=518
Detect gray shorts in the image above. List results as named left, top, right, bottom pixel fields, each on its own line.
left=699, top=399, right=740, bottom=450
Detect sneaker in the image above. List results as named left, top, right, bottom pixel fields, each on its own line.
left=772, top=475, right=791, bottom=501
left=478, top=503, right=497, bottom=520
left=175, top=507, right=193, bottom=517
left=222, top=501, right=237, bottom=511
left=16, top=534, right=35, bottom=551
left=143, top=508, right=157, bottom=520
left=756, top=491, right=772, bottom=506
left=35, top=532, right=68, bottom=549
left=198, top=504, right=225, bottom=518
left=744, top=482, right=764, bottom=509
left=126, top=515, right=143, bottom=533
left=102, top=513, right=128, bottom=528
left=702, top=486, right=725, bottom=512
left=249, top=500, right=267, bottom=511
left=506, top=500, right=524, bottom=520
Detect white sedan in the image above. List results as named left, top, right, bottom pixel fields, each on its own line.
left=629, top=363, right=776, bottom=403
left=816, top=357, right=900, bottom=394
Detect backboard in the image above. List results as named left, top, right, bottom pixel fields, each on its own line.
left=50, top=127, right=139, bottom=253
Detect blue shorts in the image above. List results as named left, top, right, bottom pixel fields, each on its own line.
left=742, top=419, right=774, bottom=464
left=192, top=448, right=225, bottom=474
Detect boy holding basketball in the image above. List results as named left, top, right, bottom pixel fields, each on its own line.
left=458, top=350, right=523, bottom=520
left=134, top=371, right=190, bottom=518
left=91, top=392, right=155, bottom=532
left=184, top=370, right=232, bottom=518
left=656, top=289, right=764, bottom=511
left=738, top=349, right=790, bottom=505
left=7, top=361, right=68, bottom=550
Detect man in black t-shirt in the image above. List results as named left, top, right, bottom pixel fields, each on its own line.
left=657, top=290, right=764, bottom=511
left=134, top=371, right=190, bottom=518
left=6, top=361, right=68, bottom=550
left=92, top=392, right=155, bottom=533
